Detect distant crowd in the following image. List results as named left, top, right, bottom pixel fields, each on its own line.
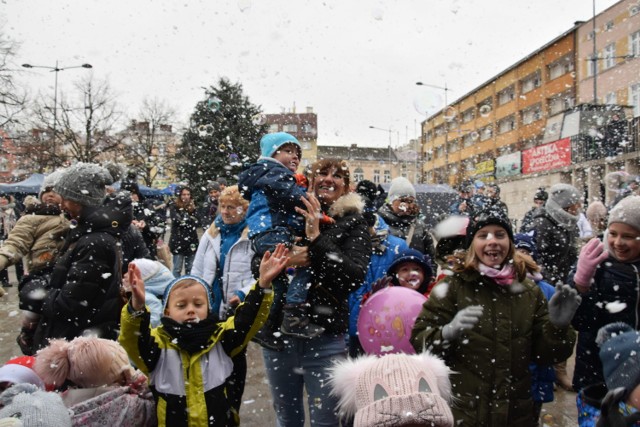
left=0, top=132, right=639, bottom=426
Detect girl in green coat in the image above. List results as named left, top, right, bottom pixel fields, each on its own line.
left=411, top=208, right=579, bottom=427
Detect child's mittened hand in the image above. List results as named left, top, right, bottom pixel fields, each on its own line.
left=128, top=264, right=146, bottom=311
left=574, top=238, right=609, bottom=290
left=258, top=243, right=290, bottom=288
left=441, top=305, right=483, bottom=341
left=548, top=284, right=582, bottom=328
left=596, top=387, right=640, bottom=427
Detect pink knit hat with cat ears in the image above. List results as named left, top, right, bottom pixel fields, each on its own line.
left=328, top=352, right=454, bottom=427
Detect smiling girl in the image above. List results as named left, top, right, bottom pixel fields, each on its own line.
left=571, top=195, right=640, bottom=393
left=411, top=208, right=579, bottom=426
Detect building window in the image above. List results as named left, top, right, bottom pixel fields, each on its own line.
left=587, top=30, right=595, bottom=41
left=479, top=125, right=493, bottom=141
left=448, top=138, right=460, bottom=154
left=268, top=124, right=279, bottom=133
left=587, top=55, right=596, bottom=77
left=436, top=145, right=444, bottom=158
left=384, top=170, right=391, bottom=183
left=605, top=20, right=614, bottom=31
left=463, top=132, right=477, bottom=148
left=302, top=123, right=315, bottom=134
left=521, top=104, right=542, bottom=125
left=604, top=43, right=616, bottom=69
left=434, top=124, right=445, bottom=136
left=497, top=115, right=516, bottom=134
left=630, top=31, right=640, bottom=57
left=520, top=70, right=541, bottom=94
left=630, top=83, right=640, bottom=117
left=461, top=108, right=474, bottom=123
left=631, top=5, right=640, bottom=16
left=497, top=85, right=515, bottom=106
left=547, top=56, right=574, bottom=80
left=373, top=169, right=380, bottom=184
left=425, top=130, right=433, bottom=142
left=282, top=124, right=298, bottom=133
left=353, top=167, right=364, bottom=182
left=605, top=92, right=618, bottom=105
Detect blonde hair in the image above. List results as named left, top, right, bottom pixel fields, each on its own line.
left=450, top=240, right=540, bottom=282
left=219, top=185, right=248, bottom=209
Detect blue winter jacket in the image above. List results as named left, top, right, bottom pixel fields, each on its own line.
left=237, top=158, right=306, bottom=238
left=348, top=217, right=408, bottom=340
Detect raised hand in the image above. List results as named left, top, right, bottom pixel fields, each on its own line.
left=258, top=243, right=290, bottom=289
left=548, top=284, right=582, bottom=328
left=442, top=305, right=483, bottom=341
left=128, top=263, right=146, bottom=311
left=295, top=192, right=323, bottom=241
left=574, top=238, right=609, bottom=291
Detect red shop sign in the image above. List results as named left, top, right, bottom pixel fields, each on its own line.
left=522, top=138, right=571, bottom=174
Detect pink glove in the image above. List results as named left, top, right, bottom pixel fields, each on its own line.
left=574, top=238, right=609, bottom=290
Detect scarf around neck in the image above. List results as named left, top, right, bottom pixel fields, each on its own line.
left=161, top=315, right=220, bottom=354
left=478, top=262, right=516, bottom=286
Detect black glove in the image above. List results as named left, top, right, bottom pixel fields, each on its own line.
left=596, top=387, right=640, bottom=427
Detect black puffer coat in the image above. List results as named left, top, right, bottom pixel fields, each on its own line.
left=307, top=193, right=371, bottom=334
left=168, top=200, right=199, bottom=255
left=569, top=255, right=640, bottom=391
left=31, top=192, right=133, bottom=350
left=526, top=206, right=578, bottom=283
left=377, top=203, right=436, bottom=270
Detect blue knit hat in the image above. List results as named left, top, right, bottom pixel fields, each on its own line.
left=597, top=322, right=640, bottom=397
left=387, top=248, right=434, bottom=293
left=259, top=132, right=302, bottom=159
left=514, top=231, right=537, bottom=261
left=162, top=275, right=213, bottom=313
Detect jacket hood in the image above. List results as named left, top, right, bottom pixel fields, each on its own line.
left=237, top=158, right=290, bottom=202
left=72, top=191, right=133, bottom=240
left=328, top=193, right=365, bottom=218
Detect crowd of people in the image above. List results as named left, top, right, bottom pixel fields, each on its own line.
left=1, top=133, right=640, bottom=426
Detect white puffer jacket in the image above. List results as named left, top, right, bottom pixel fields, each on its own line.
left=191, top=223, right=255, bottom=319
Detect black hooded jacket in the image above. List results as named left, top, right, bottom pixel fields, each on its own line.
left=32, top=192, right=133, bottom=350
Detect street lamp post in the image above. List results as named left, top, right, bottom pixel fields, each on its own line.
left=22, top=61, right=92, bottom=167
left=416, top=82, right=452, bottom=184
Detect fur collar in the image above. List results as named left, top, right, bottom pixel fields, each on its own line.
left=545, top=198, right=578, bottom=229
left=206, top=222, right=249, bottom=239
left=327, top=193, right=365, bottom=218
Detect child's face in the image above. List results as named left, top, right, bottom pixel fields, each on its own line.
left=180, top=189, right=192, bottom=203
left=164, top=282, right=209, bottom=324
left=608, top=222, right=640, bottom=262
left=473, top=224, right=510, bottom=267
left=41, top=190, right=62, bottom=206
left=394, top=261, right=425, bottom=291
left=272, top=143, right=300, bottom=173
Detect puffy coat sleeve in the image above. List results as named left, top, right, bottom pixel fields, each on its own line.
left=220, top=282, right=273, bottom=358
left=118, top=306, right=161, bottom=376
left=42, top=234, right=118, bottom=320
left=256, top=168, right=308, bottom=213
left=0, top=216, right=39, bottom=269
left=309, top=215, right=371, bottom=300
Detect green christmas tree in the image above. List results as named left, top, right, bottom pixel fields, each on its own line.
left=178, top=77, right=267, bottom=200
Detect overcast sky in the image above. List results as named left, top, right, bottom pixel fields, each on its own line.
left=3, top=0, right=620, bottom=148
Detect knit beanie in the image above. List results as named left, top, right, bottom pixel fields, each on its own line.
left=0, top=357, right=44, bottom=389
left=206, top=181, right=221, bottom=192
left=534, top=187, right=548, bottom=202
left=466, top=207, right=514, bottom=247
left=387, top=177, right=416, bottom=203
left=259, top=132, right=301, bottom=159
left=34, top=337, right=133, bottom=389
left=0, top=383, right=71, bottom=427
left=597, top=322, right=640, bottom=396
left=514, top=231, right=538, bottom=261
left=387, top=248, right=434, bottom=286
left=54, top=163, right=112, bottom=207
left=547, top=183, right=581, bottom=209
left=162, top=275, right=213, bottom=313
left=328, top=352, right=454, bottom=427
left=38, top=169, right=65, bottom=200
left=608, top=195, right=640, bottom=232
